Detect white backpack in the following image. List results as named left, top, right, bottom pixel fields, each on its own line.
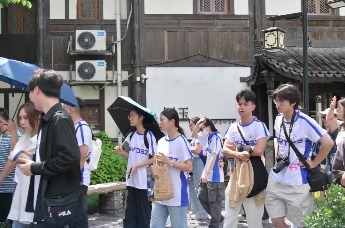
left=75, top=124, right=103, bottom=171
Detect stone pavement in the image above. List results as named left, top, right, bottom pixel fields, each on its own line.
left=88, top=210, right=275, bottom=228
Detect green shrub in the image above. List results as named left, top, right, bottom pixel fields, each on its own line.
left=90, top=131, right=127, bottom=184
left=305, top=184, right=345, bottom=227
left=87, top=194, right=100, bottom=214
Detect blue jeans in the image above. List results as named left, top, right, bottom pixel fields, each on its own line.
left=12, top=220, right=33, bottom=228
left=188, top=157, right=208, bottom=220
left=150, top=202, right=188, bottom=228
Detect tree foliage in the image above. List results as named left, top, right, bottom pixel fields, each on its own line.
left=305, top=184, right=345, bottom=227
left=0, top=0, right=32, bottom=8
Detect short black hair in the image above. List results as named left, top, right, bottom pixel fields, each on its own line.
left=0, top=108, right=10, bottom=121
left=76, top=97, right=84, bottom=110
left=236, top=90, right=256, bottom=104
left=28, top=69, right=63, bottom=98
left=273, top=84, right=301, bottom=110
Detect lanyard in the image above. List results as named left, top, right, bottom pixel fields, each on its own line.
left=278, top=111, right=296, bottom=158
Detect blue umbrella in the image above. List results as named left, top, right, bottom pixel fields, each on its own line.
left=0, top=57, right=78, bottom=107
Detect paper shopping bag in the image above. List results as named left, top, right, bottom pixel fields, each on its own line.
left=147, top=165, right=174, bottom=201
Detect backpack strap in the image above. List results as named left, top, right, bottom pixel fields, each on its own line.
left=129, top=129, right=150, bottom=150
left=75, top=123, right=95, bottom=140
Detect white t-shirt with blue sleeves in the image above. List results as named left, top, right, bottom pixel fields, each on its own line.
left=225, top=118, right=270, bottom=147
left=202, top=132, right=224, bottom=182
left=156, top=134, right=193, bottom=207
left=125, top=130, right=157, bottom=189
left=190, top=132, right=208, bottom=157
left=75, top=120, right=92, bottom=186
left=272, top=110, right=327, bottom=186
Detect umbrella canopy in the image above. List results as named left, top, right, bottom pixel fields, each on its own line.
left=107, top=96, right=164, bottom=141
left=0, top=57, right=78, bottom=107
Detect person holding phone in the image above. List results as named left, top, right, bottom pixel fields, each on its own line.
left=115, top=107, right=157, bottom=228
left=7, top=102, right=40, bottom=228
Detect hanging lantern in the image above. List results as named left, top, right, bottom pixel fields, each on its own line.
left=262, top=27, right=286, bottom=52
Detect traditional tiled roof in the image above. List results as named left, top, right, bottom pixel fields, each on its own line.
left=247, top=47, right=345, bottom=84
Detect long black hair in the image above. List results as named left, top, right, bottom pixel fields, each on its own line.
left=161, top=108, right=185, bottom=136
left=202, top=118, right=218, bottom=132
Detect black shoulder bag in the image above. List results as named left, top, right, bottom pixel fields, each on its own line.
left=282, top=120, right=333, bottom=192
left=237, top=124, right=268, bottom=198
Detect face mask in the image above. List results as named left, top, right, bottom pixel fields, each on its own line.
left=201, top=128, right=209, bottom=138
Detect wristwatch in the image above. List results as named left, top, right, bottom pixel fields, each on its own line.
left=169, top=161, right=174, bottom=167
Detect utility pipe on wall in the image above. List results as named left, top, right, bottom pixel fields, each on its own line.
left=115, top=0, right=123, bottom=144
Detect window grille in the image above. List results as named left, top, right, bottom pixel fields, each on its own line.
left=198, top=0, right=228, bottom=14
left=8, top=4, right=35, bottom=34
left=78, top=0, right=98, bottom=19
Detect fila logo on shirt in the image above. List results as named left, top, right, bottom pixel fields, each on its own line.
left=57, top=210, right=71, bottom=217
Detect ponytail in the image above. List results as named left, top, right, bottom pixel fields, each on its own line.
left=177, top=126, right=185, bottom=136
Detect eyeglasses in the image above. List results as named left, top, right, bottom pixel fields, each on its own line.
left=128, top=115, right=138, bottom=120
left=273, top=99, right=285, bottom=105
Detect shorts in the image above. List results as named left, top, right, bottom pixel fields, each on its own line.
left=265, top=175, right=315, bottom=227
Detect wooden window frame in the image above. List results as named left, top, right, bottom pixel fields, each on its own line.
left=77, top=0, right=99, bottom=19
left=197, top=0, right=229, bottom=15
left=81, top=102, right=101, bottom=126
left=7, top=4, right=35, bottom=34
left=308, top=0, right=334, bottom=15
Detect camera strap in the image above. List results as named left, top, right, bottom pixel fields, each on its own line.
left=237, top=123, right=250, bottom=145
left=282, top=117, right=311, bottom=169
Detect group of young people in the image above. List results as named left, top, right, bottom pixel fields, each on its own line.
left=0, top=68, right=344, bottom=228
left=117, top=83, right=345, bottom=228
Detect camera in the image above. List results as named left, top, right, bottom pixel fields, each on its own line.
left=273, top=156, right=290, bottom=174
left=236, top=144, right=253, bottom=153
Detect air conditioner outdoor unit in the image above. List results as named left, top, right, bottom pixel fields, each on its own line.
left=75, top=60, right=107, bottom=81
left=75, top=30, right=106, bottom=51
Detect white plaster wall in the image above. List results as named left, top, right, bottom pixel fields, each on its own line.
left=234, top=0, right=249, bottom=15
left=50, top=0, right=65, bottom=19
left=266, top=0, right=301, bottom=15
left=340, top=8, right=345, bottom=16
left=146, top=67, right=250, bottom=139
left=104, top=85, right=129, bottom=139
left=103, top=0, right=127, bottom=19
left=69, top=0, right=77, bottom=19
left=72, top=85, right=100, bottom=99
left=144, top=0, right=193, bottom=14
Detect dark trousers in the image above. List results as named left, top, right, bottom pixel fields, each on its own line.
left=198, top=182, right=225, bottom=228
left=123, top=186, right=151, bottom=228
left=0, top=193, right=13, bottom=222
